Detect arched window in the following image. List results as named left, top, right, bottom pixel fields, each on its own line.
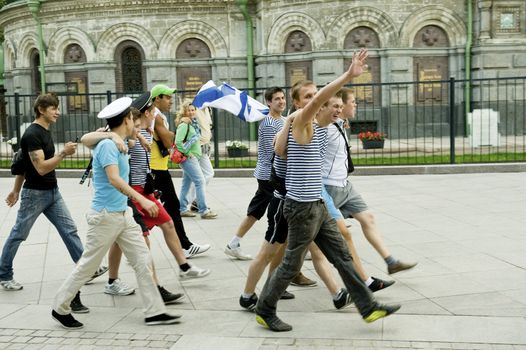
left=115, top=41, right=146, bottom=93
left=30, top=49, right=41, bottom=95
left=413, top=25, right=449, bottom=103
left=64, top=44, right=89, bottom=112
left=284, top=31, right=312, bottom=88
left=176, top=38, right=212, bottom=100
left=344, top=26, right=381, bottom=106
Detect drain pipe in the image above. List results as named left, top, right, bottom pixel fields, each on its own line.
left=236, top=0, right=257, bottom=140
left=464, top=0, right=473, bottom=120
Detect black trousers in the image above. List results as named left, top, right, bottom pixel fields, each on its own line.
left=151, top=169, right=193, bottom=249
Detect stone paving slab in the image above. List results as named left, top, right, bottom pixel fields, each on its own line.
left=0, top=173, right=525, bottom=349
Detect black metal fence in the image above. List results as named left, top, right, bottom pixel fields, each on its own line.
left=1, top=76, right=525, bottom=169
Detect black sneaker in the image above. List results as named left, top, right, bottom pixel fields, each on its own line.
left=333, top=288, right=353, bottom=309
left=255, top=313, right=292, bottom=332
left=363, top=303, right=401, bottom=323
left=158, top=286, right=184, bottom=305
left=145, top=313, right=182, bottom=326
left=239, top=293, right=258, bottom=311
left=52, top=310, right=84, bottom=329
left=85, top=265, right=109, bottom=284
left=190, top=201, right=198, bottom=212
left=369, top=277, right=395, bottom=292
left=70, top=291, right=89, bottom=314
left=280, top=290, right=295, bottom=300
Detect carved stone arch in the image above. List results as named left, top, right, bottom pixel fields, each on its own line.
left=327, top=6, right=397, bottom=48
left=97, top=23, right=157, bottom=61
left=413, top=25, right=449, bottom=47
left=47, top=27, right=95, bottom=64
left=158, top=21, right=227, bottom=59
left=17, top=33, right=39, bottom=67
left=400, top=6, right=466, bottom=47
left=4, top=38, right=17, bottom=70
left=266, top=12, right=325, bottom=54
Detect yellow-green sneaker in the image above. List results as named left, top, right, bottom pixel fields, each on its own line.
left=255, top=313, right=292, bottom=332
left=364, top=303, right=401, bottom=323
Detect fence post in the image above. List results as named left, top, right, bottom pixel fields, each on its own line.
left=449, top=77, right=456, bottom=164
left=212, top=108, right=219, bottom=168
left=106, top=90, right=112, bottom=105
left=14, top=93, right=21, bottom=148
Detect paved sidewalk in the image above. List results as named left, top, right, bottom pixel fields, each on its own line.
left=0, top=173, right=525, bottom=349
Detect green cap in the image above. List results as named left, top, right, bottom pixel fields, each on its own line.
left=151, top=84, right=176, bottom=99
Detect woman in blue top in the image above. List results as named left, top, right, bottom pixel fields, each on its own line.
left=175, top=100, right=217, bottom=219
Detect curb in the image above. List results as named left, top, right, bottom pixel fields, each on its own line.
left=1, top=163, right=525, bottom=178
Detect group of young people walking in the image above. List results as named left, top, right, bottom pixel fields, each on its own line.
left=0, top=48, right=416, bottom=332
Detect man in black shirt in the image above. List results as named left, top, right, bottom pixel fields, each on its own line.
left=0, top=93, right=106, bottom=312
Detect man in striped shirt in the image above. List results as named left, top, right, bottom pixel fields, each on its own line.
left=225, top=87, right=286, bottom=260
left=255, top=49, right=401, bottom=332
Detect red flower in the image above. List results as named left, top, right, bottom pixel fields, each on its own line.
left=358, top=131, right=386, bottom=141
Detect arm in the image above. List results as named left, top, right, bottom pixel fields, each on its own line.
left=5, top=175, right=25, bottom=207
left=154, top=116, right=175, bottom=148
left=293, top=49, right=368, bottom=135
left=104, top=164, right=159, bottom=217
left=81, top=131, right=127, bottom=153
left=274, top=115, right=295, bottom=158
left=29, top=141, right=77, bottom=176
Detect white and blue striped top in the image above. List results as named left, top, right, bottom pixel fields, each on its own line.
left=129, top=129, right=152, bottom=186
left=253, top=115, right=285, bottom=180
left=285, top=124, right=328, bottom=202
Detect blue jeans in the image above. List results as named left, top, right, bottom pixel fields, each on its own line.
left=179, top=156, right=209, bottom=215
left=0, top=187, right=84, bottom=281
left=256, top=199, right=376, bottom=318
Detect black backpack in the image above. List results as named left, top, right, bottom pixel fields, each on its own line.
left=10, top=149, right=26, bottom=175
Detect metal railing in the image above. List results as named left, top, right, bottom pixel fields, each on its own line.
left=1, top=76, right=525, bottom=169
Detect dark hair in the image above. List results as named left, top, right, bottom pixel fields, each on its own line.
left=33, top=93, right=59, bottom=118
left=106, top=108, right=131, bottom=129
left=264, top=87, right=284, bottom=103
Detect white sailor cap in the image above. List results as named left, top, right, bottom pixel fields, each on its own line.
left=97, top=97, right=133, bottom=120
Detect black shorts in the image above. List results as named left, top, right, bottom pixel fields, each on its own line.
left=128, top=199, right=149, bottom=235
left=246, top=179, right=275, bottom=220
left=264, top=196, right=288, bottom=244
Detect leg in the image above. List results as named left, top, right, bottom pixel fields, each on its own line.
left=143, top=236, right=160, bottom=285
left=0, top=188, right=49, bottom=281
left=244, top=241, right=282, bottom=295
left=43, top=189, right=84, bottom=263
left=312, top=205, right=376, bottom=317
left=181, top=158, right=209, bottom=214
left=179, top=165, right=192, bottom=212
left=335, top=218, right=368, bottom=281
left=256, top=200, right=321, bottom=318
left=352, top=210, right=390, bottom=259
left=199, top=150, right=215, bottom=185
left=152, top=170, right=193, bottom=249
left=107, top=242, right=122, bottom=280
left=54, top=210, right=119, bottom=315
left=115, top=209, right=165, bottom=318
left=158, top=220, right=187, bottom=265
left=309, top=244, right=339, bottom=295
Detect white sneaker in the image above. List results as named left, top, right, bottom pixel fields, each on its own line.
left=0, top=279, right=23, bottom=291
left=104, top=279, right=135, bottom=296
left=179, top=265, right=211, bottom=279
left=224, top=244, right=252, bottom=260
left=183, top=244, right=211, bottom=258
